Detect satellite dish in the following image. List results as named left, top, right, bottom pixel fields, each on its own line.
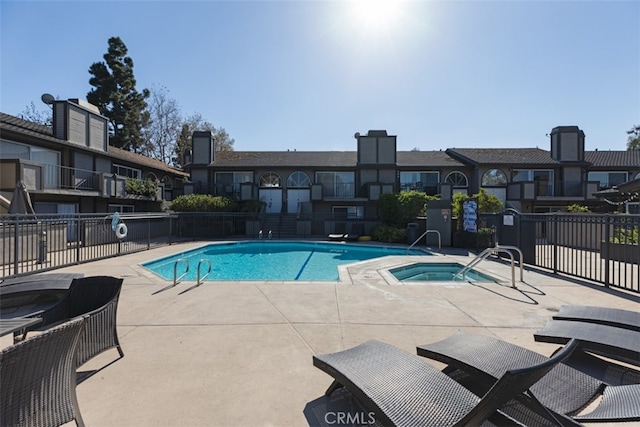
left=354, top=132, right=360, bottom=139
left=41, top=93, right=55, bottom=105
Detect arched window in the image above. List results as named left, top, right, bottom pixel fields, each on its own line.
left=259, top=172, right=281, bottom=187
left=145, top=172, right=158, bottom=182
left=444, top=171, right=468, bottom=188
left=161, top=175, right=173, bottom=189
left=481, top=169, right=507, bottom=186
left=286, top=171, right=311, bottom=188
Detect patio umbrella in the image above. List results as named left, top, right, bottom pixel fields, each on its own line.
left=8, top=180, right=36, bottom=215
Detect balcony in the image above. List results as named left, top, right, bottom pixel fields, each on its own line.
left=0, top=159, right=163, bottom=201
left=507, top=180, right=600, bottom=201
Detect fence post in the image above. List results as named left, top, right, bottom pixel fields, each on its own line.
left=168, top=214, right=173, bottom=245
left=13, top=216, right=19, bottom=275
left=603, top=214, right=610, bottom=288
left=147, top=218, right=151, bottom=250
left=552, top=214, right=558, bottom=274
left=76, top=216, right=81, bottom=264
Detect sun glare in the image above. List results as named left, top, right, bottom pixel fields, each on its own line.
left=349, top=0, right=403, bottom=34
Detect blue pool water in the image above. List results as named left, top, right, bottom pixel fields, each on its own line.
left=390, top=263, right=495, bottom=282
left=142, top=241, right=430, bottom=281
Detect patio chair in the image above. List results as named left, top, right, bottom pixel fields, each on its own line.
left=313, top=338, right=580, bottom=426
left=0, top=317, right=86, bottom=427
left=417, top=333, right=640, bottom=422
left=550, top=304, right=640, bottom=332
left=328, top=222, right=347, bottom=241
left=32, top=276, right=125, bottom=368
left=534, top=319, right=640, bottom=368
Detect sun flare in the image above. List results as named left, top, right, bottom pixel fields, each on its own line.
left=349, top=0, right=403, bottom=33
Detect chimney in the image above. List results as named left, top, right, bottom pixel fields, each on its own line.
left=550, top=126, right=585, bottom=162
left=191, top=131, right=215, bottom=165
left=52, top=99, right=108, bottom=152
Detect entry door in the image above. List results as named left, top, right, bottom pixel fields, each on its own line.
left=286, top=189, right=310, bottom=214
left=259, top=189, right=282, bottom=214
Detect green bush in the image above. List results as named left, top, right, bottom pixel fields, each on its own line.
left=378, top=191, right=435, bottom=228
left=125, top=179, right=158, bottom=197
left=370, top=224, right=407, bottom=243
left=611, top=225, right=638, bottom=244
left=170, top=194, right=238, bottom=212
left=239, top=199, right=265, bottom=213
left=566, top=204, right=591, bottom=213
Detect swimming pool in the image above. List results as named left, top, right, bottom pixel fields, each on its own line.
left=142, top=241, right=430, bottom=281
left=390, top=263, right=495, bottom=282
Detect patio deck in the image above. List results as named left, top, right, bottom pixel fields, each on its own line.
left=11, top=241, right=637, bottom=426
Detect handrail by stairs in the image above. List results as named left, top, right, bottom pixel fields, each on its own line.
left=407, top=229, right=441, bottom=253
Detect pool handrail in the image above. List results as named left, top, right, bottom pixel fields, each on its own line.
left=197, top=259, right=212, bottom=286
left=454, top=246, right=521, bottom=288
left=407, top=229, right=441, bottom=253
left=173, top=258, right=189, bottom=286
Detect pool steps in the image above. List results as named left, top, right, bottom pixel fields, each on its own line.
left=172, top=258, right=212, bottom=286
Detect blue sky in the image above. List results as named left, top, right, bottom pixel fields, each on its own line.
left=1, top=0, right=638, bottom=152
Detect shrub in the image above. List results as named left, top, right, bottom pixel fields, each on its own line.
left=370, top=225, right=407, bottom=243
left=239, top=199, right=265, bottom=213
left=378, top=191, right=435, bottom=228
left=566, top=204, right=591, bottom=213
left=170, top=194, right=238, bottom=212
left=125, top=179, right=158, bottom=197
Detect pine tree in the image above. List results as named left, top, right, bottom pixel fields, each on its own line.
left=87, top=36, right=150, bottom=152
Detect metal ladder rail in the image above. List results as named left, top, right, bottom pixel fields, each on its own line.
left=196, top=259, right=212, bottom=286
left=173, top=258, right=189, bottom=286
left=407, top=229, right=441, bottom=253
left=455, top=248, right=494, bottom=279
left=496, top=245, right=524, bottom=282
left=455, top=247, right=518, bottom=288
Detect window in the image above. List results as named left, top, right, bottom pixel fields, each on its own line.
left=627, top=203, right=639, bottom=215
left=444, top=171, right=468, bottom=188
left=108, top=204, right=134, bottom=213
left=481, top=169, right=507, bottom=186
left=286, top=171, right=311, bottom=188
left=259, top=172, right=282, bottom=187
left=400, top=171, right=439, bottom=195
left=512, top=169, right=554, bottom=196
left=587, top=171, right=628, bottom=190
left=332, top=206, right=364, bottom=219
left=113, top=164, right=141, bottom=179
left=316, top=172, right=355, bottom=198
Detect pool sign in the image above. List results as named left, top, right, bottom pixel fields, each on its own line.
left=462, top=200, right=478, bottom=232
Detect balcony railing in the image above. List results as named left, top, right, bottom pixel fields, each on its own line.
left=507, top=180, right=600, bottom=200
left=44, top=164, right=101, bottom=191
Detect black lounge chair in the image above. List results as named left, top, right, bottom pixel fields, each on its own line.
left=417, top=333, right=640, bottom=423
left=534, top=319, right=640, bottom=368
left=313, top=338, right=580, bottom=426
left=550, top=305, right=640, bottom=332
left=28, top=276, right=125, bottom=368
left=0, top=317, right=86, bottom=427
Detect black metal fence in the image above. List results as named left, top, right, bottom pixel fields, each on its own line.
left=3, top=211, right=639, bottom=293
left=496, top=212, right=639, bottom=293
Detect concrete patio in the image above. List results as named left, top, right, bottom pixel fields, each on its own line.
left=41, top=241, right=639, bottom=426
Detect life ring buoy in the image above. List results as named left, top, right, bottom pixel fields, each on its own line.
left=115, top=223, right=128, bottom=239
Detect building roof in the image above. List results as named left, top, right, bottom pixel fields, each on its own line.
left=584, top=150, right=640, bottom=168
left=396, top=151, right=466, bottom=168
left=210, top=151, right=358, bottom=168
left=445, top=148, right=562, bottom=165
left=1, top=112, right=188, bottom=178
left=210, top=150, right=467, bottom=169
